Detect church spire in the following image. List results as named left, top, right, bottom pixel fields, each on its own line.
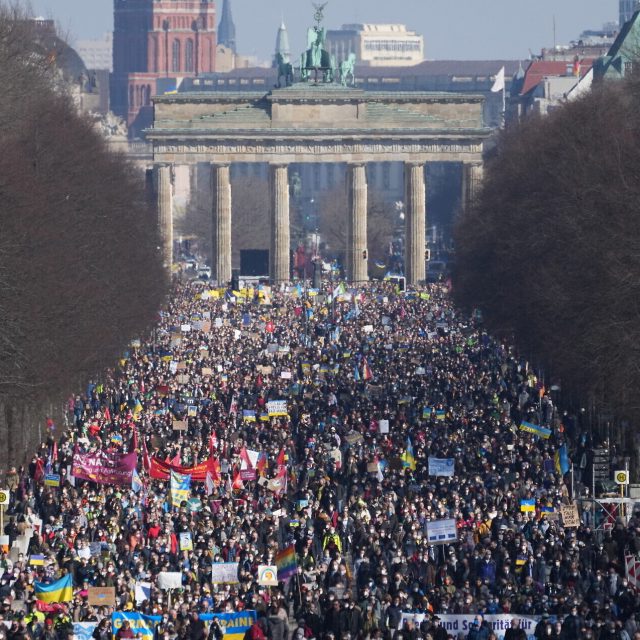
left=217, top=0, right=236, bottom=54
left=274, top=21, right=291, bottom=64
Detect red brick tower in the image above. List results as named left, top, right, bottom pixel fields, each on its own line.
left=111, top=0, right=216, bottom=138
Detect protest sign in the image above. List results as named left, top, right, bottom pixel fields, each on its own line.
left=87, top=587, right=116, bottom=606
left=257, top=565, right=278, bottom=586
left=44, top=474, right=60, bottom=487
left=157, top=572, right=182, bottom=590
left=179, top=532, right=193, bottom=551
left=428, top=457, right=455, bottom=477
left=73, top=622, right=97, bottom=640
left=211, top=562, right=239, bottom=584
left=560, top=503, right=580, bottom=528
left=267, top=400, right=288, bottom=416
left=378, top=419, right=390, bottom=434
left=425, top=518, right=458, bottom=545
left=172, top=420, right=188, bottom=431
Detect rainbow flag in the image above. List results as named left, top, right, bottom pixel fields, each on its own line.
left=35, top=574, right=73, bottom=603
left=275, top=545, right=297, bottom=580
left=362, top=357, right=373, bottom=381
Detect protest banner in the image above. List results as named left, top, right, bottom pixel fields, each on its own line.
left=87, top=587, right=116, bottom=606
left=399, top=613, right=540, bottom=640
left=425, top=518, right=458, bottom=545
left=211, top=562, right=239, bottom=584
left=72, top=451, right=136, bottom=486
left=149, top=457, right=210, bottom=481
left=201, top=612, right=257, bottom=640
left=112, top=613, right=161, bottom=640
left=267, top=400, right=288, bottom=416
left=428, top=457, right=455, bottom=477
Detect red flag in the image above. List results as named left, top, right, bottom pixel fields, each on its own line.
left=130, top=426, right=139, bottom=453
left=265, top=321, right=275, bottom=333
left=33, top=458, right=45, bottom=483
left=52, top=441, right=58, bottom=463
left=141, top=437, right=151, bottom=472
left=276, top=448, right=286, bottom=467
left=205, top=457, right=221, bottom=495
left=232, top=469, right=244, bottom=492
left=171, top=450, right=181, bottom=466
left=103, top=407, right=111, bottom=423
left=256, top=452, right=268, bottom=477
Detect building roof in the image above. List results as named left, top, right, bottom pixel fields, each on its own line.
left=520, top=60, right=594, bottom=95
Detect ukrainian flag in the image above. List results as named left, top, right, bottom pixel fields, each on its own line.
left=520, top=499, right=536, bottom=513
left=34, top=574, right=73, bottom=603
left=555, top=444, right=570, bottom=475
left=401, top=437, right=417, bottom=471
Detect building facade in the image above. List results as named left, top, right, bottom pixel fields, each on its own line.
left=620, top=0, right=640, bottom=27
left=110, top=0, right=217, bottom=138
left=325, top=24, right=424, bottom=67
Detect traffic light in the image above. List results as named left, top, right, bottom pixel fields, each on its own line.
left=362, top=249, right=368, bottom=260
left=425, top=249, right=431, bottom=262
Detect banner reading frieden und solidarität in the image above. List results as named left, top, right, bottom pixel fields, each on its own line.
left=72, top=451, right=137, bottom=486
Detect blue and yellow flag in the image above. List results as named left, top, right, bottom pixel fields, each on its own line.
left=519, top=421, right=552, bottom=439
left=520, top=499, right=536, bottom=513
left=35, top=574, right=73, bottom=603
left=170, top=470, right=191, bottom=508
left=401, top=437, right=416, bottom=471
left=555, top=444, right=570, bottom=475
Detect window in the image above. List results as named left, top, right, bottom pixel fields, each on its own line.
left=172, top=39, right=181, bottom=72
left=185, top=39, right=194, bottom=72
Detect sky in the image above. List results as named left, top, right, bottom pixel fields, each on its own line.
left=27, top=0, right=618, bottom=61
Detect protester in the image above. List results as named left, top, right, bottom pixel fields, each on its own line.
left=0, top=278, right=636, bottom=640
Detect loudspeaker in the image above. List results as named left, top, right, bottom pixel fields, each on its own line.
left=231, top=269, right=240, bottom=290
left=312, top=261, right=322, bottom=289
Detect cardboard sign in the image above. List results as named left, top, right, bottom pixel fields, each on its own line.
left=87, top=587, right=116, bottom=606
left=202, top=368, right=213, bottom=376
left=158, top=572, right=182, bottom=590
left=176, top=374, right=189, bottom=385
left=173, top=420, right=188, bottom=431
left=560, top=503, right=580, bottom=528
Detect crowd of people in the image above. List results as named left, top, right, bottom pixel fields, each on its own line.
left=0, top=278, right=639, bottom=640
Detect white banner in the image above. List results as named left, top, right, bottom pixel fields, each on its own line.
left=428, top=457, right=455, bottom=477
left=400, top=613, right=540, bottom=640
left=211, top=562, right=239, bottom=584
left=157, top=571, right=182, bottom=590
left=425, top=518, right=457, bottom=545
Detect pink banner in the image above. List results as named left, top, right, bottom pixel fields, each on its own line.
left=72, top=451, right=137, bottom=486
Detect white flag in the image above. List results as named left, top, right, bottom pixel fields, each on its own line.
left=134, top=581, right=151, bottom=604
left=491, top=66, right=505, bottom=92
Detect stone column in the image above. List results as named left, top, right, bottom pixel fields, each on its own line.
left=404, top=162, right=426, bottom=286
left=211, top=163, right=232, bottom=285
left=155, top=164, right=173, bottom=269
left=269, top=164, right=290, bottom=283
left=346, top=163, right=368, bottom=283
left=462, top=162, right=484, bottom=213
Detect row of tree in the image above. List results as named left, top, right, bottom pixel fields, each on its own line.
left=454, top=69, right=640, bottom=451
left=0, top=8, right=166, bottom=468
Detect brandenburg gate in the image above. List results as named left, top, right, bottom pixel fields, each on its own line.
left=147, top=84, right=489, bottom=285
